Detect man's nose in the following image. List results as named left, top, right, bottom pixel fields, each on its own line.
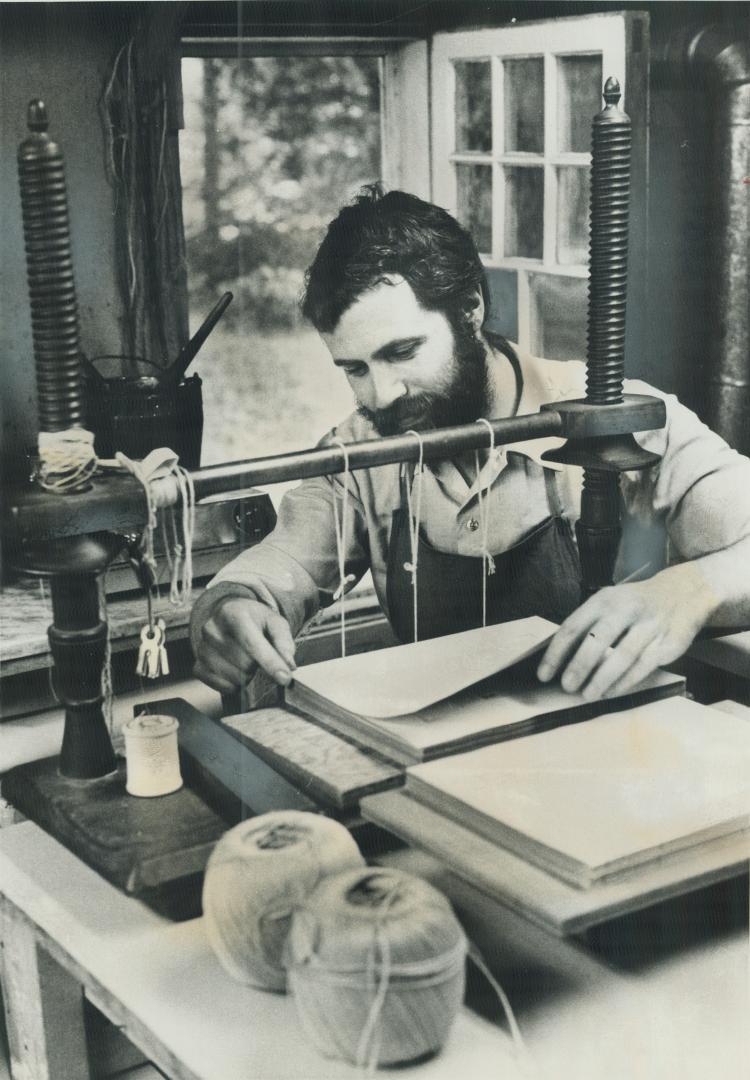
left=368, top=364, right=407, bottom=410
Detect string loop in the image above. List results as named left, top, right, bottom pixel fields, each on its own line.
left=474, top=418, right=497, bottom=628
left=403, top=430, right=425, bottom=643
left=330, top=437, right=357, bottom=657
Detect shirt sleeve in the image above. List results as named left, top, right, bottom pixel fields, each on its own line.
left=189, top=429, right=371, bottom=651
left=624, top=382, right=750, bottom=561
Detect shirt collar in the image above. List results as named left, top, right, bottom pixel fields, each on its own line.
left=491, top=344, right=586, bottom=472
left=427, top=344, right=585, bottom=503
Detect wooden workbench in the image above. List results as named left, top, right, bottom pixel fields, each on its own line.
left=1, top=820, right=747, bottom=1080
left=0, top=824, right=516, bottom=1080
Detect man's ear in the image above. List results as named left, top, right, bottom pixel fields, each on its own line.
left=465, top=288, right=485, bottom=332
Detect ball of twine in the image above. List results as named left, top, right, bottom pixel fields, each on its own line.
left=287, top=866, right=467, bottom=1070
left=202, top=811, right=364, bottom=992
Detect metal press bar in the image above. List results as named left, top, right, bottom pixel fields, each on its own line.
left=9, top=398, right=670, bottom=542
left=191, top=410, right=564, bottom=500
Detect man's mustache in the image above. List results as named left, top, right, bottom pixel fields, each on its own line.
left=356, top=392, right=440, bottom=436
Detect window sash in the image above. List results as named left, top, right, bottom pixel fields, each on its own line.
left=432, top=14, right=630, bottom=355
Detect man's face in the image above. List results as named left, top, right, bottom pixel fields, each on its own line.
left=321, top=277, right=490, bottom=436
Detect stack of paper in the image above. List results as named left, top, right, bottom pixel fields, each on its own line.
left=286, top=618, right=684, bottom=765
left=405, top=696, right=750, bottom=887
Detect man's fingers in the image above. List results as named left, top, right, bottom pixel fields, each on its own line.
left=205, top=632, right=265, bottom=681
left=208, top=599, right=296, bottom=687
left=265, top=611, right=297, bottom=670
left=236, top=617, right=295, bottom=686
left=537, top=593, right=619, bottom=684
left=193, top=659, right=237, bottom=694
left=581, top=625, right=661, bottom=701
left=536, top=606, right=603, bottom=682
left=557, top=618, right=627, bottom=693
left=604, top=639, right=668, bottom=699
left=202, top=648, right=251, bottom=687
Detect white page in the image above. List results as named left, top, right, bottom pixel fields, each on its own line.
left=291, top=616, right=557, bottom=718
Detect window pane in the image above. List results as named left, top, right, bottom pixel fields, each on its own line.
left=557, top=54, right=603, bottom=153
left=504, top=167, right=543, bottom=259
left=455, top=60, right=491, bottom=152
left=530, top=274, right=588, bottom=360
left=456, top=163, right=493, bottom=253
left=557, top=166, right=590, bottom=265
left=180, top=55, right=381, bottom=466
left=503, top=58, right=544, bottom=153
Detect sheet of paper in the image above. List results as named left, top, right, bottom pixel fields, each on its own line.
left=291, top=616, right=557, bottom=718
left=357, top=667, right=681, bottom=756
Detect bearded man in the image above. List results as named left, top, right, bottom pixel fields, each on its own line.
left=190, top=187, right=750, bottom=700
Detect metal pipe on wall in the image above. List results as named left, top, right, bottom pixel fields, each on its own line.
left=667, top=25, right=750, bottom=454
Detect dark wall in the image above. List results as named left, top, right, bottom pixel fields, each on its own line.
left=0, top=3, right=138, bottom=471
left=645, top=3, right=747, bottom=415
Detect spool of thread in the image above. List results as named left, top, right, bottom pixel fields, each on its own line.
left=287, top=866, right=467, bottom=1069
left=202, top=811, right=364, bottom=992
left=123, top=714, right=182, bottom=797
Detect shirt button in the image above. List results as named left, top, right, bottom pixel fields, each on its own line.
left=466, top=518, right=480, bottom=532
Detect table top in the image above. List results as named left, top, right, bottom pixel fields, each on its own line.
left=0, top=678, right=224, bottom=774
left=0, top=820, right=747, bottom=1080
left=0, top=580, right=196, bottom=674
left=690, top=630, right=750, bottom=679
left=0, top=824, right=516, bottom=1080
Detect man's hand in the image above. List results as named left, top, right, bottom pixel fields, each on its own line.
left=193, top=597, right=297, bottom=694
left=536, top=564, right=719, bottom=700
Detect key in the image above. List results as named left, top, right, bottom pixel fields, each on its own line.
left=137, top=624, right=161, bottom=679
left=157, top=619, right=169, bottom=677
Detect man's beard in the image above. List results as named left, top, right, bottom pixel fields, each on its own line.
left=356, top=329, right=491, bottom=437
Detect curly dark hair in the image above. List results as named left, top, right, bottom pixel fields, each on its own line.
left=301, top=184, right=490, bottom=333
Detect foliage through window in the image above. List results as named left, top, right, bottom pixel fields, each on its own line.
left=179, top=55, right=382, bottom=467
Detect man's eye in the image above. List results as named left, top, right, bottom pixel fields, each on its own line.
left=343, top=364, right=367, bottom=378
left=392, top=347, right=417, bottom=362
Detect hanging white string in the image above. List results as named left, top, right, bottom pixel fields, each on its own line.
left=37, top=579, right=64, bottom=710
left=115, top=449, right=196, bottom=609
left=168, top=465, right=196, bottom=607
left=403, top=430, right=425, bottom=644
left=115, top=449, right=196, bottom=680
left=474, top=418, right=497, bottom=629
left=115, top=450, right=159, bottom=588
left=467, top=942, right=537, bottom=1077
left=330, top=437, right=357, bottom=658
left=99, top=572, right=115, bottom=736
left=355, top=889, right=397, bottom=1072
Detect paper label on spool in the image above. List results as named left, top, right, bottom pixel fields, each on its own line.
left=124, top=713, right=182, bottom=797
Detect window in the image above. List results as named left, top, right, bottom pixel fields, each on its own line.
left=432, top=14, right=645, bottom=362
left=179, top=53, right=383, bottom=468
left=178, top=39, right=429, bottom=635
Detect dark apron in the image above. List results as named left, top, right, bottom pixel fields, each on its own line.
left=385, top=341, right=580, bottom=642
left=386, top=470, right=581, bottom=643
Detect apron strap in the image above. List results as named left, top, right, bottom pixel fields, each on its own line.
left=543, top=467, right=565, bottom=518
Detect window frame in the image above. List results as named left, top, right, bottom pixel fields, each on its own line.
left=178, top=36, right=430, bottom=642
left=431, top=12, right=649, bottom=356
left=180, top=35, right=431, bottom=199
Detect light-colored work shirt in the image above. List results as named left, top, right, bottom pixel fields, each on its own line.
left=190, top=345, right=750, bottom=646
